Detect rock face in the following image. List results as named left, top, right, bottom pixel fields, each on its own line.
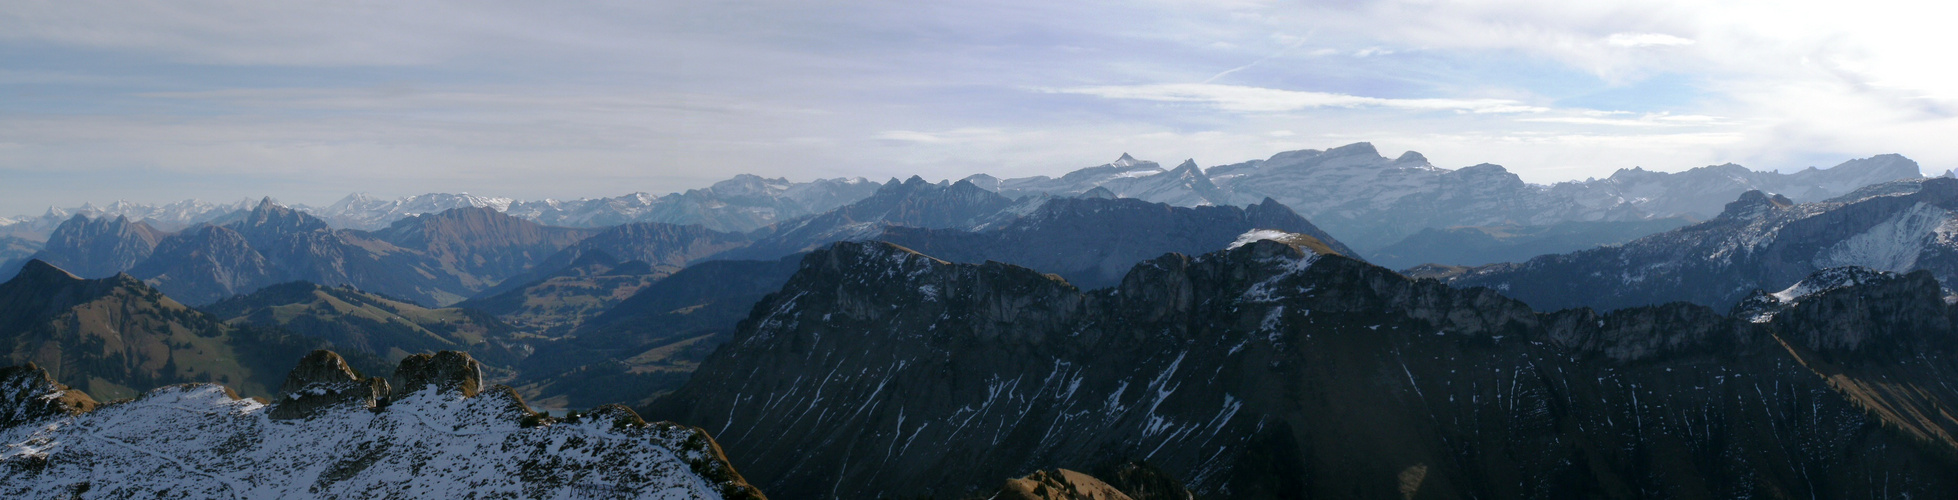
left=878, top=197, right=1356, bottom=289
left=1446, top=178, right=1958, bottom=312
left=0, top=350, right=768, bottom=499
left=269, top=350, right=390, bottom=420
left=0, top=363, right=96, bottom=428
left=653, top=240, right=1958, bottom=499
left=393, top=351, right=482, bottom=398
left=16, top=214, right=164, bottom=279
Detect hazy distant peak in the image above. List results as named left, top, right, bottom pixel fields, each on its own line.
left=1112, top=152, right=1141, bottom=167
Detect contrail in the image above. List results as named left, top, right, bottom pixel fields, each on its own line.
left=1202, top=33, right=1313, bottom=84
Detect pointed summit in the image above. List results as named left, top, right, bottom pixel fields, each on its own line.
left=1113, top=153, right=1140, bottom=167
left=12, top=259, right=81, bottom=284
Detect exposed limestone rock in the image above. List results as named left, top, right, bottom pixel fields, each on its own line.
left=268, top=350, right=389, bottom=420
left=392, top=350, right=482, bottom=397
left=0, top=363, right=95, bottom=427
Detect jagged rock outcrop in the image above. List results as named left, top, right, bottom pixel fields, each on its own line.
left=0, top=349, right=768, bottom=498
left=268, top=350, right=390, bottom=420
left=393, top=351, right=482, bottom=398
left=0, top=363, right=96, bottom=428
left=1447, top=178, right=1958, bottom=312
left=654, top=240, right=1958, bottom=499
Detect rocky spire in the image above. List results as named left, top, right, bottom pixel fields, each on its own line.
left=269, top=350, right=390, bottom=420
left=1717, top=190, right=1794, bottom=219
left=392, top=351, right=482, bottom=398
left=0, top=362, right=97, bottom=428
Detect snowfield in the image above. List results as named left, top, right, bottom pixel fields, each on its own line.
left=0, top=383, right=735, bottom=499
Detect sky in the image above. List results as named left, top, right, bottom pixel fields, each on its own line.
left=4, top=0, right=1958, bottom=216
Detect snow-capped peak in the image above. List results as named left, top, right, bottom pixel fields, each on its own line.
left=1112, top=153, right=1140, bottom=168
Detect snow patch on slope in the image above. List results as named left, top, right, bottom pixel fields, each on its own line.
left=1813, top=202, right=1955, bottom=272
left=1229, top=229, right=1300, bottom=250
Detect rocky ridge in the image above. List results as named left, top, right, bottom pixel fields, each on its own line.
left=967, top=145, right=1924, bottom=251
left=1443, top=178, right=1958, bottom=312
left=0, top=350, right=767, bottom=499
left=654, top=239, right=1958, bottom=499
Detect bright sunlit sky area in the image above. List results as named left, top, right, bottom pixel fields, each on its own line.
left=4, top=0, right=1958, bottom=215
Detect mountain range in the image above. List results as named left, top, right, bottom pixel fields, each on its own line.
left=6, top=145, right=1923, bottom=264
left=1436, top=177, right=1958, bottom=312
left=4, top=142, right=1954, bottom=497
left=967, top=144, right=1929, bottom=252
left=652, top=237, right=1958, bottom=499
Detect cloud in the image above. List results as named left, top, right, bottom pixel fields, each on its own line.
left=1043, top=83, right=1550, bottom=114
left=1604, top=33, right=1696, bottom=48
left=1519, top=113, right=1729, bottom=127
left=3, top=0, right=1958, bottom=216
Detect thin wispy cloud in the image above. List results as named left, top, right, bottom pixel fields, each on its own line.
left=1043, top=83, right=1550, bottom=114
left=1604, top=33, right=1696, bottom=48
left=0, top=0, right=1953, bottom=214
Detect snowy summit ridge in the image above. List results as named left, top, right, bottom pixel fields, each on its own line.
left=0, top=350, right=766, bottom=499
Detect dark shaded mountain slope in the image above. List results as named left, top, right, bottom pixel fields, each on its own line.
left=510, top=255, right=805, bottom=410
left=652, top=240, right=1958, bottom=499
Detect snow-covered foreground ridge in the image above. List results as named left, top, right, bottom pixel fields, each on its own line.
left=0, top=351, right=766, bottom=499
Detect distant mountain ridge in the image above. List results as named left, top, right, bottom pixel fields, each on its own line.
left=968, top=144, right=1928, bottom=250
left=309, top=174, right=881, bottom=232
left=5, top=146, right=1924, bottom=258
left=1440, top=178, right=1958, bottom=312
